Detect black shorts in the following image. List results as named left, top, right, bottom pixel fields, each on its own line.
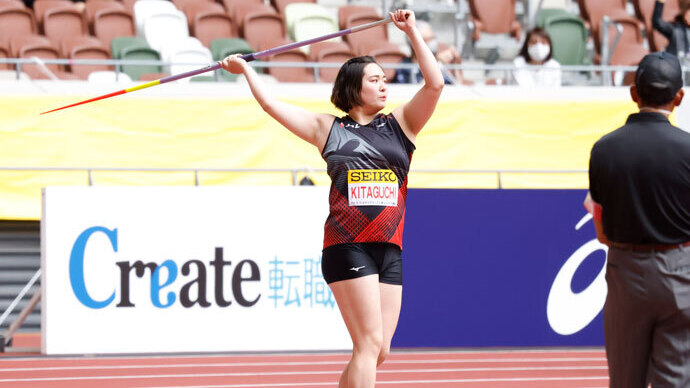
left=321, top=242, right=402, bottom=285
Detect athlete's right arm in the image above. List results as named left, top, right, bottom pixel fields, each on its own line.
left=220, top=55, right=334, bottom=151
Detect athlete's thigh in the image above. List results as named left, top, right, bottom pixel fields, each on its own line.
left=329, top=275, right=383, bottom=346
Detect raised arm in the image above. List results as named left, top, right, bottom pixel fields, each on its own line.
left=652, top=0, right=674, bottom=40
left=220, top=55, right=334, bottom=151
left=390, top=10, right=444, bottom=143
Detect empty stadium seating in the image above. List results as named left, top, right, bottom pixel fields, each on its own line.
left=111, top=36, right=164, bottom=80
left=0, top=0, right=679, bottom=85
left=309, top=40, right=353, bottom=82
left=260, top=38, right=314, bottom=82
left=93, top=7, right=136, bottom=49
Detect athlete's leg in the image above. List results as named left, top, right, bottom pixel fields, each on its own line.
left=330, top=275, right=383, bottom=388
left=377, top=283, right=402, bottom=367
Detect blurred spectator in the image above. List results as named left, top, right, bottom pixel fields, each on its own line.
left=393, top=20, right=472, bottom=85
left=652, top=0, right=690, bottom=58
left=513, top=27, right=562, bottom=87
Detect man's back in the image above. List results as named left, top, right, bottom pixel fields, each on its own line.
left=589, top=112, right=690, bottom=243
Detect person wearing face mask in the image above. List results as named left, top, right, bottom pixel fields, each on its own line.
left=393, top=20, right=471, bottom=85
left=512, top=27, right=561, bottom=87
left=653, top=0, right=690, bottom=60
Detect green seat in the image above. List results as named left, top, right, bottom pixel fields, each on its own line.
left=111, top=37, right=163, bottom=81
left=210, top=38, right=257, bottom=81
left=544, top=14, right=589, bottom=66
left=211, top=38, right=254, bottom=60
left=111, top=37, right=149, bottom=60
left=535, top=8, right=571, bottom=29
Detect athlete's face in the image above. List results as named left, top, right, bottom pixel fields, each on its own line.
left=359, top=63, right=387, bottom=112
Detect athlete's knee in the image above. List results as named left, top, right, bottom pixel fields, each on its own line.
left=376, top=345, right=390, bottom=367
left=353, top=330, right=383, bottom=357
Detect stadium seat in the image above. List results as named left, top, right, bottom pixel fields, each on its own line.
left=285, top=2, right=337, bottom=53
left=85, top=0, right=125, bottom=32
left=43, top=6, right=88, bottom=47
left=543, top=13, right=589, bottom=65
left=272, top=0, right=315, bottom=16
left=536, top=8, right=571, bottom=28
left=344, top=13, right=387, bottom=55
left=359, top=41, right=404, bottom=80
left=142, top=9, right=189, bottom=53
left=167, top=39, right=213, bottom=82
left=316, top=0, right=346, bottom=10
left=308, top=40, right=353, bottom=82
left=230, top=2, right=275, bottom=34
left=0, top=0, right=24, bottom=6
left=61, top=36, right=111, bottom=79
left=111, top=36, right=163, bottom=80
left=211, top=37, right=253, bottom=59
left=132, top=0, right=178, bottom=36
left=0, top=0, right=25, bottom=11
left=93, top=8, right=135, bottom=48
left=33, top=0, right=72, bottom=27
left=183, top=1, right=235, bottom=47
left=577, top=0, right=641, bottom=53
left=0, top=6, right=37, bottom=47
left=241, top=7, right=284, bottom=51
left=121, top=0, right=138, bottom=13
left=467, top=0, right=521, bottom=59
left=0, top=43, right=10, bottom=70
left=605, top=17, right=649, bottom=66
left=528, top=0, right=572, bottom=25
left=158, top=35, right=202, bottom=64
left=337, top=5, right=377, bottom=30
left=260, top=38, right=314, bottom=82
left=221, top=0, right=263, bottom=19
left=111, top=35, right=148, bottom=58
left=633, top=0, right=679, bottom=52
left=211, top=37, right=255, bottom=81
left=9, top=34, right=76, bottom=79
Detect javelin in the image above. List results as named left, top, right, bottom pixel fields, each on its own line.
left=41, top=17, right=395, bottom=115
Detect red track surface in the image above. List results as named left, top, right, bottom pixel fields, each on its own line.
left=0, top=334, right=609, bottom=387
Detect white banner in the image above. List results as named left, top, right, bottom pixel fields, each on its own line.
left=41, top=186, right=350, bottom=355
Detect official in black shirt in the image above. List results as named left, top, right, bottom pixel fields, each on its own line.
left=587, top=51, right=690, bottom=388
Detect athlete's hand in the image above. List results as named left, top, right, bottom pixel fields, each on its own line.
left=220, top=54, right=248, bottom=75
left=389, top=9, right=414, bottom=33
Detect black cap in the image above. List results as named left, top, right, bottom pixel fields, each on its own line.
left=635, top=52, right=683, bottom=105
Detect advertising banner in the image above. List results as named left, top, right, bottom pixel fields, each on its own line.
left=41, top=186, right=350, bottom=355
left=395, top=189, right=607, bottom=347
left=43, top=187, right=607, bottom=354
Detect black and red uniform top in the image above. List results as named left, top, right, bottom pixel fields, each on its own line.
left=321, top=113, right=415, bottom=249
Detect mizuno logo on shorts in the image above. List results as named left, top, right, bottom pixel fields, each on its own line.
left=350, top=266, right=366, bottom=272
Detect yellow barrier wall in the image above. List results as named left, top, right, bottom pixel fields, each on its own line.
left=0, top=92, right=639, bottom=220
